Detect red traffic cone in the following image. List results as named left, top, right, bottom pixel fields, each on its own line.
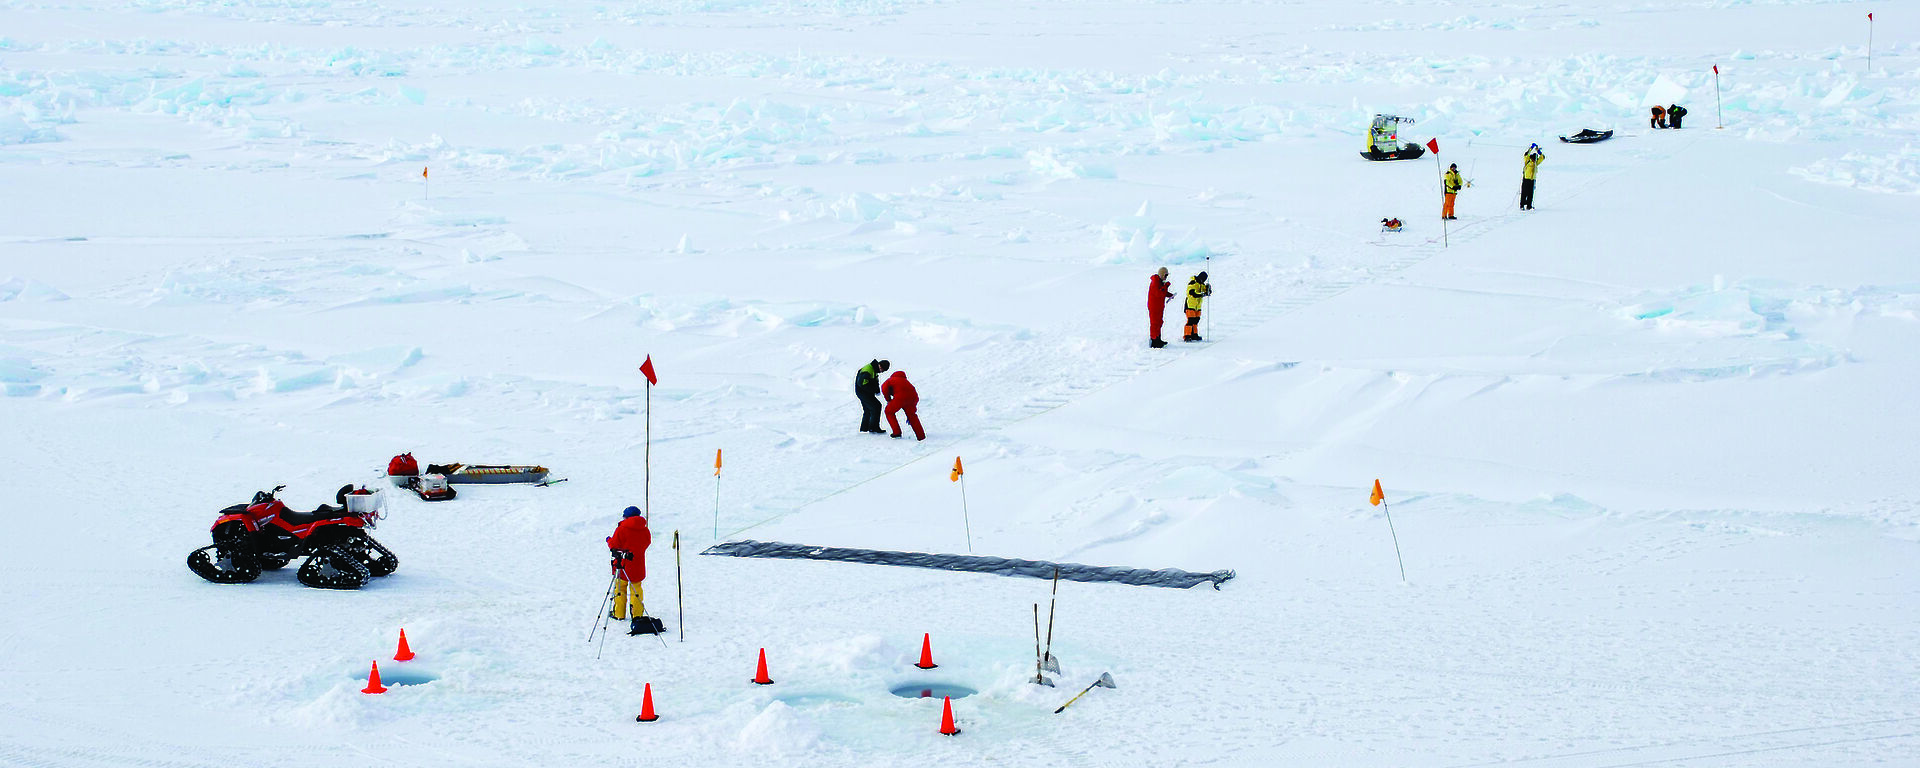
left=938, top=695, right=960, bottom=735
left=751, top=648, right=774, bottom=685
left=915, top=633, right=938, bottom=670
left=361, top=661, right=388, bottom=694
left=394, top=629, right=416, bottom=662
left=635, top=683, right=659, bottom=722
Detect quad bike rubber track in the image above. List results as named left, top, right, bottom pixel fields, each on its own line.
left=187, top=507, right=263, bottom=584
left=187, top=544, right=263, bottom=584
left=298, top=545, right=372, bottom=589
left=356, top=535, right=399, bottom=577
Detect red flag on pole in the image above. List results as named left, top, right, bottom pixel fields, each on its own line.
left=639, top=356, right=658, bottom=385
left=1425, top=138, right=1440, bottom=154
left=1867, top=12, right=1871, bottom=20
left=1712, top=64, right=1718, bottom=74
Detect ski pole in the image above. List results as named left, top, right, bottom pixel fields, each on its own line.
left=674, top=530, right=685, bottom=642
left=1204, top=253, right=1212, bottom=342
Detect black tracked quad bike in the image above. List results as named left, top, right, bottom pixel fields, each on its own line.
left=186, top=485, right=398, bottom=589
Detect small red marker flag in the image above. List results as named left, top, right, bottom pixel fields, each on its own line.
left=1425, top=138, right=1440, bottom=154
left=639, top=356, right=657, bottom=385
left=1712, top=64, right=1719, bottom=75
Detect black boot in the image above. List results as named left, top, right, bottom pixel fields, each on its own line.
left=1149, top=339, right=1167, bottom=348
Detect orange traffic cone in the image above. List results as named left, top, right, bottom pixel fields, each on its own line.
left=915, top=633, right=938, bottom=669
left=938, top=695, right=960, bottom=735
left=394, top=629, right=416, bottom=662
left=635, top=683, right=659, bottom=722
left=361, top=661, right=388, bottom=694
left=751, top=648, right=774, bottom=685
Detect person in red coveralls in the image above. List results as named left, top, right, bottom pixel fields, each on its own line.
left=606, top=506, right=659, bottom=635
left=881, top=369, right=925, bottom=441
left=1147, top=267, right=1173, bottom=348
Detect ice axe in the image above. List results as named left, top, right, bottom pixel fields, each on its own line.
left=1053, top=672, right=1116, bottom=714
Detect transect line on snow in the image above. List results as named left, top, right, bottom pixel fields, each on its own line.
left=700, top=539, right=1235, bottom=589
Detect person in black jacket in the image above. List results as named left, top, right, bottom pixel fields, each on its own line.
left=854, top=359, right=890, bottom=434
left=1667, top=104, right=1687, bottom=129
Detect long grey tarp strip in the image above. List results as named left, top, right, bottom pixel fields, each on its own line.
left=701, top=540, right=1234, bottom=590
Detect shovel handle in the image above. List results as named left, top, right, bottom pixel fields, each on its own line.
left=1053, top=681, right=1098, bottom=714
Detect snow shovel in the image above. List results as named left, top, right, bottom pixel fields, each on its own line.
left=1030, top=604, right=1054, bottom=687
left=1053, top=672, right=1116, bottom=714
left=1041, top=568, right=1061, bottom=673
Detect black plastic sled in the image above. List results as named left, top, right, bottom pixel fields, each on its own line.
left=1559, top=129, right=1614, bottom=144
left=1360, top=146, right=1427, bottom=161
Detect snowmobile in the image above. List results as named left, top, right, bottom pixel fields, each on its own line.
left=1559, top=128, right=1614, bottom=144
left=1361, top=115, right=1426, bottom=161
left=186, top=485, right=398, bottom=590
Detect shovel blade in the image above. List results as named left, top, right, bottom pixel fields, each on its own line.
left=1030, top=674, right=1055, bottom=687
left=1095, top=672, right=1116, bottom=689
left=1042, top=653, right=1061, bottom=673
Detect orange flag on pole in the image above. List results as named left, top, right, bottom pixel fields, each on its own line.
left=714, top=448, right=722, bottom=477
left=1369, top=479, right=1385, bottom=506
left=950, top=457, right=964, bottom=482
left=422, top=167, right=429, bottom=179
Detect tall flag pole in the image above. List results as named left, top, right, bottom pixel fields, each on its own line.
left=951, top=457, right=973, bottom=553
left=1427, top=138, right=1447, bottom=248
left=1370, top=479, right=1407, bottom=583
left=639, top=356, right=658, bottom=516
left=712, top=448, right=723, bottom=540
left=1713, top=65, right=1724, bottom=129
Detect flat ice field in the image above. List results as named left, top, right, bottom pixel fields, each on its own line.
left=2, top=0, right=1917, bottom=765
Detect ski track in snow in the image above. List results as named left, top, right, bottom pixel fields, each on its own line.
left=3, top=0, right=1919, bottom=765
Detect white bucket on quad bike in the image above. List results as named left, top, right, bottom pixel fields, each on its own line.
left=346, top=488, right=386, bottom=519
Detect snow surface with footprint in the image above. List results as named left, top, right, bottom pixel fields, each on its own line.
left=2, top=0, right=1917, bottom=765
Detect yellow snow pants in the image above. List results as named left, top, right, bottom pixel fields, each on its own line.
left=612, top=578, right=645, bottom=619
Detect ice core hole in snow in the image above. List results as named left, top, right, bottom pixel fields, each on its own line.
left=350, top=668, right=438, bottom=687
left=888, top=682, right=976, bottom=699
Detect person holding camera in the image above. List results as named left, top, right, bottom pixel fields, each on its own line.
left=1520, top=144, right=1545, bottom=211
left=606, top=505, right=657, bottom=635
